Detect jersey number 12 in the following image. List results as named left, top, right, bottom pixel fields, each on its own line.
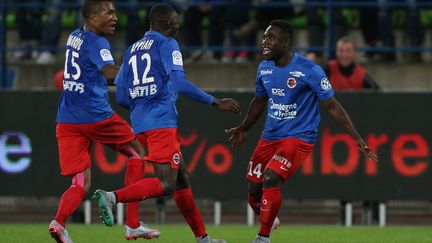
left=128, top=53, right=154, bottom=86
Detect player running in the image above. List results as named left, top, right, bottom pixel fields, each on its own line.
left=92, top=3, right=240, bottom=243
left=48, top=1, right=159, bottom=242
left=225, top=20, right=378, bottom=243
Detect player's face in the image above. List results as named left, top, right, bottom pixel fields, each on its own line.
left=166, top=12, right=180, bottom=37
left=336, top=42, right=355, bottom=67
left=91, top=1, right=117, bottom=36
left=261, top=26, right=288, bottom=60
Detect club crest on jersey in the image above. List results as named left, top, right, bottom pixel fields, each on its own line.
left=287, top=77, right=297, bottom=88
left=320, top=77, right=332, bottom=91
left=173, top=153, right=180, bottom=164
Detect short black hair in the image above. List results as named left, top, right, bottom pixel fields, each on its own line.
left=270, top=19, right=293, bottom=41
left=149, top=3, right=176, bottom=22
left=82, top=0, right=113, bottom=19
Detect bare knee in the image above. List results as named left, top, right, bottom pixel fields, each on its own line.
left=153, top=164, right=177, bottom=196
left=120, top=141, right=145, bottom=159
left=160, top=177, right=176, bottom=195
left=248, top=182, right=263, bottom=198
left=72, top=169, right=91, bottom=194
left=262, top=169, right=283, bottom=188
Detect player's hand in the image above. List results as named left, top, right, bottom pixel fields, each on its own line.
left=356, top=139, right=378, bottom=162
left=213, top=98, right=241, bottom=115
left=225, top=127, right=247, bottom=149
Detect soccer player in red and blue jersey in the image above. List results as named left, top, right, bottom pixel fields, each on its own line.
left=48, top=1, right=160, bottom=242
left=92, top=4, right=240, bottom=243
left=225, top=20, right=378, bottom=243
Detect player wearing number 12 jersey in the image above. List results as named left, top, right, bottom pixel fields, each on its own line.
left=225, top=20, right=378, bottom=243
left=92, top=4, right=240, bottom=243
left=49, top=1, right=160, bottom=242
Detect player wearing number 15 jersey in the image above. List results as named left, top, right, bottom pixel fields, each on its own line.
left=225, top=20, right=378, bottom=243
left=92, top=4, right=240, bottom=243
left=49, top=1, right=160, bottom=243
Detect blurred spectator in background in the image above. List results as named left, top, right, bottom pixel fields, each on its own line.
left=305, top=0, right=347, bottom=63
left=221, top=0, right=253, bottom=63
left=358, top=4, right=381, bottom=62
left=364, top=0, right=425, bottom=62
left=327, top=36, right=380, bottom=224
left=325, top=37, right=380, bottom=90
left=183, top=0, right=225, bottom=63
left=123, top=0, right=150, bottom=46
left=36, top=0, right=84, bottom=64
left=233, top=0, right=295, bottom=61
left=14, top=0, right=44, bottom=60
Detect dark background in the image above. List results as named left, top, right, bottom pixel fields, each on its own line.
left=0, top=91, right=430, bottom=200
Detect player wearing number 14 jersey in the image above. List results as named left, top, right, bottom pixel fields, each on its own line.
left=92, top=4, right=240, bottom=243
left=225, top=20, right=378, bottom=243
left=49, top=1, right=160, bottom=243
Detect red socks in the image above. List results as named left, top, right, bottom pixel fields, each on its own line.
left=115, top=178, right=164, bottom=203
left=54, top=184, right=85, bottom=227
left=259, top=187, right=282, bottom=237
left=248, top=194, right=261, bottom=215
left=124, top=159, right=145, bottom=229
left=174, top=187, right=206, bottom=238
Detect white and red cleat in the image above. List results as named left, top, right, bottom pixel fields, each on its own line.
left=124, top=221, right=161, bottom=240
left=271, top=216, right=280, bottom=231
left=48, top=220, right=73, bottom=243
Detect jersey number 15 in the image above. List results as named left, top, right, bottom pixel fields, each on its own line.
left=63, top=49, right=81, bottom=80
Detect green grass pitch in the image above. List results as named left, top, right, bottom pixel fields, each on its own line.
left=1, top=224, right=432, bottom=243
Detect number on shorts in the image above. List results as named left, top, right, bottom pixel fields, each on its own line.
left=248, top=161, right=262, bottom=178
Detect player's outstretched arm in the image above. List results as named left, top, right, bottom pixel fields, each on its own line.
left=225, top=95, right=267, bottom=148
left=322, top=97, right=378, bottom=161
left=102, top=64, right=120, bottom=85
left=212, top=98, right=241, bottom=114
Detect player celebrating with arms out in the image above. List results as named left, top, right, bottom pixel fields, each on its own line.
left=48, top=1, right=159, bottom=242
left=92, top=3, right=240, bottom=243
left=225, top=20, right=378, bottom=243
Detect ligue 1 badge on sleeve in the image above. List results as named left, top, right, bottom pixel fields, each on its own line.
left=320, top=77, right=332, bottom=91
left=287, top=77, right=297, bottom=88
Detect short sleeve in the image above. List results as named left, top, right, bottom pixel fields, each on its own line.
left=307, top=65, right=334, bottom=101
left=89, top=37, right=115, bottom=70
left=160, top=38, right=184, bottom=75
left=114, top=63, right=127, bottom=88
left=255, top=65, right=267, bottom=97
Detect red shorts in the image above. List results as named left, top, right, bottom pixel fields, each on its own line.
left=56, top=113, right=135, bottom=176
left=136, top=128, right=181, bottom=170
left=246, top=137, right=314, bottom=183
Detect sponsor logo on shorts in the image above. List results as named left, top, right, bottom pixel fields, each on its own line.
left=173, top=153, right=180, bottom=164
left=272, top=154, right=292, bottom=172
